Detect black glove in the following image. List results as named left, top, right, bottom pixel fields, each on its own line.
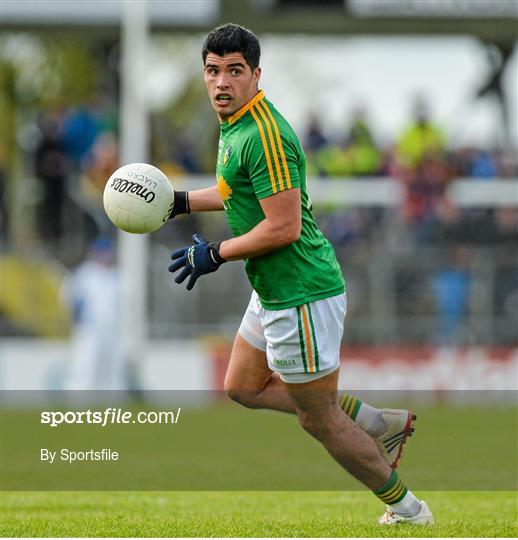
left=168, top=234, right=226, bottom=290
left=169, top=191, right=190, bottom=219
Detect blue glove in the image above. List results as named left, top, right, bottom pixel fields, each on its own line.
left=168, top=234, right=226, bottom=290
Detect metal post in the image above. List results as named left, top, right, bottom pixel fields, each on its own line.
left=118, top=0, right=149, bottom=383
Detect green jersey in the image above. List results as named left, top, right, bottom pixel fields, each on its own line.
left=216, top=90, right=345, bottom=310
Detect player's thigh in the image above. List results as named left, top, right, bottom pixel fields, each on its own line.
left=224, top=332, right=272, bottom=392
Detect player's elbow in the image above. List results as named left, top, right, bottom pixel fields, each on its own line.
left=287, top=228, right=301, bottom=244
left=279, top=222, right=301, bottom=245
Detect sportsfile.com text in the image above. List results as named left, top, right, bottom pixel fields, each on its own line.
left=40, top=407, right=181, bottom=427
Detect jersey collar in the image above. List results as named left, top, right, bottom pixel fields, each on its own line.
left=227, top=90, right=264, bottom=125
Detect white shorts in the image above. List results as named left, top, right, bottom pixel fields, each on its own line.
left=238, top=291, right=347, bottom=384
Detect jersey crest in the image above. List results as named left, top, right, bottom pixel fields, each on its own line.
left=223, top=144, right=233, bottom=166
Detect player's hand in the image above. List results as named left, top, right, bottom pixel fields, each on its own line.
left=169, top=191, right=190, bottom=219
left=168, top=234, right=226, bottom=290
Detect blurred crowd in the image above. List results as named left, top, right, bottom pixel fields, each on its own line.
left=1, top=94, right=516, bottom=347
left=302, top=98, right=517, bottom=247
left=4, top=94, right=514, bottom=249
left=29, top=94, right=119, bottom=245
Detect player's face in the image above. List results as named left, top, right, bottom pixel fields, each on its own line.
left=204, top=52, right=261, bottom=121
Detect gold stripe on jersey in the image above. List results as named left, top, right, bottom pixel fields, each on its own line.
left=249, top=106, right=278, bottom=194
left=253, top=103, right=285, bottom=191
left=228, top=90, right=265, bottom=125
left=257, top=100, right=292, bottom=189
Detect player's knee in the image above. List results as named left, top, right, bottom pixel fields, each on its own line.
left=224, top=376, right=243, bottom=404
left=226, top=387, right=243, bottom=405
left=225, top=387, right=256, bottom=408
left=224, top=376, right=243, bottom=405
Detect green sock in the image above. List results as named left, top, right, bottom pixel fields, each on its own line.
left=339, top=393, right=386, bottom=437
left=339, top=394, right=362, bottom=420
left=373, top=470, right=408, bottom=505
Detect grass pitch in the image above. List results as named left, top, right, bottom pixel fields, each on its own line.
left=2, top=400, right=516, bottom=536
left=0, top=490, right=516, bottom=537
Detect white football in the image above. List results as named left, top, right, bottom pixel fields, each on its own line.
left=103, top=163, right=174, bottom=234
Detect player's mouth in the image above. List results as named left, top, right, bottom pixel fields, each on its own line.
left=215, top=93, right=232, bottom=106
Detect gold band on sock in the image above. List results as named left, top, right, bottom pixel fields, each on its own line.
left=339, top=394, right=362, bottom=420
left=373, top=470, right=409, bottom=505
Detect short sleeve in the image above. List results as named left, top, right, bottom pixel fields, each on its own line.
left=241, top=124, right=301, bottom=200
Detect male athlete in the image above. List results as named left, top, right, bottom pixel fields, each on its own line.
left=168, top=23, right=433, bottom=526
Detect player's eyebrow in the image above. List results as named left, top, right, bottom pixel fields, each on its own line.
left=205, top=62, right=245, bottom=69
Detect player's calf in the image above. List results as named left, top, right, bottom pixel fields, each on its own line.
left=295, top=406, right=336, bottom=443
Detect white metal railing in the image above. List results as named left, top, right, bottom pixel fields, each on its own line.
left=171, top=176, right=518, bottom=208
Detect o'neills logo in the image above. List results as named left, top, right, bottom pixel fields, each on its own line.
left=110, top=177, right=155, bottom=203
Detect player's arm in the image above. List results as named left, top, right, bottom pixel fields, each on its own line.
left=170, top=186, right=223, bottom=218
left=219, top=188, right=301, bottom=261
left=169, top=126, right=302, bottom=289
left=168, top=188, right=301, bottom=290
left=189, top=185, right=224, bottom=212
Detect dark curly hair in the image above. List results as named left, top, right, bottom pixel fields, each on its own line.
left=202, top=23, right=260, bottom=71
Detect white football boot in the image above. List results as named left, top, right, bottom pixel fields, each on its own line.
left=374, top=409, right=416, bottom=469
left=379, top=500, right=434, bottom=525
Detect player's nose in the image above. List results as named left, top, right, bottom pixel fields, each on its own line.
left=215, top=73, right=230, bottom=88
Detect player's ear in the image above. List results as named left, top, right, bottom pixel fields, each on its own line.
left=253, top=67, right=261, bottom=84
